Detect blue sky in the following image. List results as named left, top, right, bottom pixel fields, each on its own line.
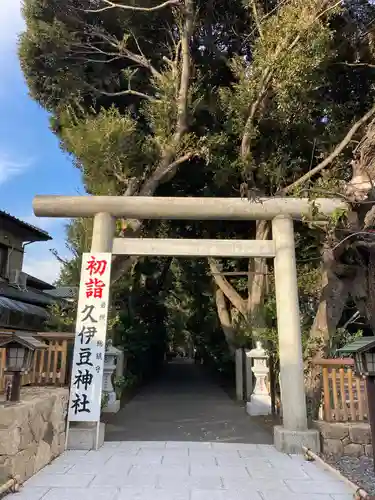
left=0, top=0, right=83, bottom=284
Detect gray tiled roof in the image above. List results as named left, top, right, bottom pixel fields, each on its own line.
left=0, top=282, right=55, bottom=307
left=45, top=287, right=77, bottom=299
left=0, top=210, right=51, bottom=241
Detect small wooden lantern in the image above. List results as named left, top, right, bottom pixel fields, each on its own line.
left=338, top=337, right=375, bottom=376
left=0, top=334, right=46, bottom=402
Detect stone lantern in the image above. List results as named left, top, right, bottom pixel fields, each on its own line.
left=246, top=341, right=272, bottom=416
left=102, top=339, right=122, bottom=413
left=0, top=334, right=46, bottom=402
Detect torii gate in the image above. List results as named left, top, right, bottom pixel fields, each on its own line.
left=33, top=195, right=348, bottom=453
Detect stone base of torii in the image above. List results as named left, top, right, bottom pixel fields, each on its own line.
left=34, top=195, right=347, bottom=454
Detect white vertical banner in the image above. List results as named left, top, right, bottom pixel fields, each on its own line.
left=68, top=253, right=112, bottom=422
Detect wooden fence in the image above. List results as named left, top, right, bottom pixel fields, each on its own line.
left=0, top=332, right=74, bottom=392
left=315, top=358, right=368, bottom=422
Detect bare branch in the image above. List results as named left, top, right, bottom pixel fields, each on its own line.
left=281, top=103, right=375, bottom=195
left=336, top=62, right=375, bottom=69
left=139, top=152, right=194, bottom=194
left=249, top=0, right=264, bottom=40
left=50, top=248, right=69, bottom=265
left=124, top=177, right=139, bottom=196
left=241, top=68, right=272, bottom=161
left=78, top=30, right=162, bottom=79
left=175, top=0, right=194, bottom=137
left=87, top=84, right=158, bottom=101
left=75, top=56, right=124, bottom=64
left=85, top=0, right=180, bottom=13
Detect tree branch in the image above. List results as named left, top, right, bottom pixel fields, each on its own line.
left=130, top=0, right=195, bottom=196
left=175, top=0, right=194, bottom=137
left=241, top=0, right=343, bottom=164
left=249, top=0, right=264, bottom=40
left=110, top=0, right=194, bottom=284
left=336, top=62, right=375, bottom=69
left=208, top=258, right=247, bottom=317
left=87, top=84, right=158, bottom=101
left=140, top=152, right=194, bottom=194
left=281, top=103, right=375, bottom=195
left=85, top=0, right=180, bottom=13
left=78, top=31, right=162, bottom=79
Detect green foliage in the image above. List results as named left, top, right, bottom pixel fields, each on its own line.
left=113, top=374, right=138, bottom=399
left=20, top=0, right=375, bottom=392
left=60, top=105, right=156, bottom=195
left=101, top=392, right=110, bottom=410
left=46, top=301, right=77, bottom=332
left=220, top=0, right=337, bottom=139
left=327, top=328, right=363, bottom=357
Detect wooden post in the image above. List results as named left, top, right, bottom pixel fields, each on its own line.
left=6, top=371, right=21, bottom=402
left=365, top=376, right=375, bottom=472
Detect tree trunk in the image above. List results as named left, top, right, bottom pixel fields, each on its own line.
left=215, top=288, right=236, bottom=355
left=247, top=220, right=270, bottom=337
left=305, top=263, right=350, bottom=419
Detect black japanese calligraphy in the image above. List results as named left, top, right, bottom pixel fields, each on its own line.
left=78, top=326, right=97, bottom=345
left=71, top=393, right=91, bottom=414
left=73, top=369, right=93, bottom=391
left=81, top=304, right=98, bottom=323
left=76, top=347, right=93, bottom=367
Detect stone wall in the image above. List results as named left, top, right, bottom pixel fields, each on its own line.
left=0, top=387, right=68, bottom=482
left=314, top=420, right=372, bottom=458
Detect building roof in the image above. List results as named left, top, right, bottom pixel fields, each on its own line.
left=0, top=281, right=55, bottom=307
left=44, top=286, right=78, bottom=299
left=26, top=274, right=55, bottom=291
left=0, top=211, right=52, bottom=242
left=0, top=296, right=49, bottom=319
left=337, top=336, right=375, bottom=354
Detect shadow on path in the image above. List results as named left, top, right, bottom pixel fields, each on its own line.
left=104, top=359, right=273, bottom=444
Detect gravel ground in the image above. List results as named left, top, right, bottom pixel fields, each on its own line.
left=324, top=454, right=375, bottom=495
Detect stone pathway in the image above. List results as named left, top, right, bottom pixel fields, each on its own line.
left=104, top=359, right=272, bottom=444
left=10, top=361, right=355, bottom=499
left=16, top=441, right=354, bottom=500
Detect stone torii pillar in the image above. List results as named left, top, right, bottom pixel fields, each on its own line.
left=33, top=195, right=348, bottom=454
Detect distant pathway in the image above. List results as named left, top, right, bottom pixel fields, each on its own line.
left=104, top=358, right=272, bottom=444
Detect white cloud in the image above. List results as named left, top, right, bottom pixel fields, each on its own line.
left=0, top=154, right=31, bottom=185
left=23, top=255, right=62, bottom=285
left=21, top=214, right=60, bottom=232
left=23, top=238, right=67, bottom=285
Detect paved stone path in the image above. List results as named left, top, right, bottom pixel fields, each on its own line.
left=104, top=359, right=272, bottom=444
left=15, top=360, right=354, bottom=499
left=18, top=441, right=354, bottom=500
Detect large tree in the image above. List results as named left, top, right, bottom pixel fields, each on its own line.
left=21, top=0, right=375, bottom=399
